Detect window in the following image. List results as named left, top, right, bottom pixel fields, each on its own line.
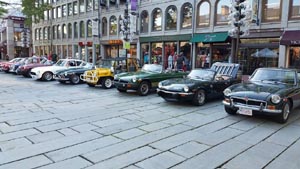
left=289, top=0, right=300, bottom=20
left=73, top=1, right=78, bottom=15
left=57, top=25, right=61, bottom=39
left=152, top=8, right=162, bottom=31
left=181, top=3, right=193, bottom=29
left=44, top=10, right=48, bottom=20
left=165, top=5, right=177, bottom=30
left=79, top=0, right=85, bottom=13
left=57, top=6, right=61, bottom=18
left=80, top=21, right=85, bottom=38
left=110, top=0, right=116, bottom=7
left=68, top=23, right=72, bottom=38
left=140, top=10, right=149, bottom=33
left=39, top=28, right=42, bottom=40
left=262, top=0, right=281, bottom=22
left=94, top=0, right=99, bottom=10
left=216, top=0, right=231, bottom=25
left=52, top=8, right=56, bottom=19
left=62, top=5, right=67, bottom=17
left=62, top=24, right=67, bottom=38
left=74, top=22, right=78, bottom=38
left=102, top=17, right=107, bottom=36
left=53, top=25, right=56, bottom=39
left=48, top=27, right=51, bottom=39
left=68, top=3, right=72, bottom=16
left=87, top=20, right=92, bottom=37
left=110, top=16, right=117, bottom=35
left=86, top=0, right=92, bottom=12
left=35, top=29, right=39, bottom=40
left=197, top=1, right=210, bottom=27
left=43, top=27, right=48, bottom=40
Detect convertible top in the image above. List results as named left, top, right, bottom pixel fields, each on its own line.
left=210, top=62, right=240, bottom=78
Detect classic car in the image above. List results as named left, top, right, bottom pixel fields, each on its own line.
left=54, top=62, right=93, bottom=84
left=157, top=62, right=240, bottom=106
left=17, top=58, right=53, bottom=77
left=80, top=57, right=140, bottom=89
left=0, top=58, right=22, bottom=73
left=8, top=57, right=29, bottom=74
left=113, top=64, right=188, bottom=96
left=30, top=59, right=84, bottom=81
left=223, top=68, right=300, bottom=123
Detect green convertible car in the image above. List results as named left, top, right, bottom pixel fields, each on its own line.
left=113, top=64, right=188, bottom=96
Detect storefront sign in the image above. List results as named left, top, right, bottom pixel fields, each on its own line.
left=291, top=41, right=300, bottom=45
left=109, top=40, right=123, bottom=44
left=124, top=42, right=130, bottom=49
left=92, top=20, right=99, bottom=37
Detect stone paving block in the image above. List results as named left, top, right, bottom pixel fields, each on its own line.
left=162, top=118, right=186, bottom=125
left=114, top=128, right=147, bottom=140
left=58, top=128, right=79, bottom=136
left=27, top=131, right=64, bottom=143
left=94, top=120, right=145, bottom=136
left=172, top=139, right=251, bottom=169
left=139, top=122, right=170, bottom=132
left=0, top=129, right=40, bottom=142
left=92, top=117, right=129, bottom=127
left=171, top=141, right=210, bottom=158
left=194, top=117, right=238, bottom=134
left=38, top=157, right=92, bottom=169
left=122, top=114, right=142, bottom=120
left=0, top=131, right=100, bottom=165
left=86, top=146, right=161, bottom=169
left=0, top=138, right=32, bottom=152
left=5, top=112, right=55, bottom=125
left=266, top=124, right=300, bottom=147
left=182, top=112, right=228, bottom=127
left=265, top=139, right=300, bottom=169
left=223, top=141, right=285, bottom=169
left=71, top=123, right=99, bottom=132
left=229, top=118, right=265, bottom=131
left=46, top=136, right=121, bottom=162
left=123, top=165, right=141, bottom=169
left=136, top=151, right=185, bottom=169
left=0, top=155, right=52, bottom=169
left=135, top=110, right=164, bottom=118
left=138, top=114, right=172, bottom=123
left=83, top=124, right=191, bottom=163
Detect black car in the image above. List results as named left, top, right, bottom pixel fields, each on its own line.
left=223, top=68, right=300, bottom=123
left=157, top=62, right=240, bottom=106
left=54, top=62, right=93, bottom=84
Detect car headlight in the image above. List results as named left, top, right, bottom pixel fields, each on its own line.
left=132, top=76, right=137, bottom=83
left=223, top=88, right=231, bottom=96
left=183, top=86, right=189, bottom=92
left=114, top=75, right=118, bottom=79
left=271, top=94, right=281, bottom=104
left=110, top=67, right=114, bottom=73
left=64, top=72, right=68, bottom=76
left=158, top=82, right=162, bottom=88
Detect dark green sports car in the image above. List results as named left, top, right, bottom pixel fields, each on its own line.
left=113, top=64, right=188, bottom=96
left=223, top=68, right=300, bottom=123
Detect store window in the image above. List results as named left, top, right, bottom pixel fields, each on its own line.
left=197, top=1, right=210, bottom=27
left=68, top=3, right=72, bottom=16
left=62, top=24, right=67, bottom=39
left=80, top=21, right=85, bottom=38
left=87, top=20, right=92, bottom=37
left=164, top=42, right=177, bottom=69
left=215, top=0, right=231, bottom=25
left=289, top=47, right=300, bottom=68
left=179, top=42, right=191, bottom=70
left=152, top=8, right=162, bottom=31
left=74, top=22, right=78, bottom=38
left=68, top=23, right=72, bottom=38
left=62, top=4, right=67, bottom=17
left=165, top=6, right=177, bottom=30
left=181, top=3, right=193, bottom=29
left=141, top=43, right=150, bottom=64
left=102, top=17, right=108, bottom=36
left=79, top=0, right=85, bottom=13
left=140, top=10, right=149, bottom=33
left=151, top=42, right=163, bottom=64
left=109, top=15, right=117, bottom=35
left=289, top=0, right=300, bottom=20
left=195, top=43, right=210, bottom=68
left=262, top=0, right=281, bottom=22
left=73, top=1, right=78, bottom=15
left=86, top=0, right=92, bottom=12
left=57, top=25, right=61, bottom=39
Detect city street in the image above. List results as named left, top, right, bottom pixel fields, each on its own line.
left=1, top=72, right=300, bottom=169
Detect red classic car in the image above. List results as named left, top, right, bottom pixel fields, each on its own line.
left=17, top=58, right=53, bottom=77
left=0, top=58, right=22, bottom=73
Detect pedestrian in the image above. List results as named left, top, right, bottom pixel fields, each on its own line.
left=144, top=52, right=149, bottom=64
left=168, top=53, right=173, bottom=69
left=176, top=52, right=184, bottom=70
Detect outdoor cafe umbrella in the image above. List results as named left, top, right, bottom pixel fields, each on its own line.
left=251, top=48, right=278, bottom=58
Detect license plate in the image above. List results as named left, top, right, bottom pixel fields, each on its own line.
left=238, top=108, right=252, bottom=116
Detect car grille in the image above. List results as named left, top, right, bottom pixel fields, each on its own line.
left=231, top=97, right=267, bottom=107
left=30, top=72, right=36, bottom=75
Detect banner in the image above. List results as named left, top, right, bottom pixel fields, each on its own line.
left=131, top=0, right=137, bottom=11
left=92, top=20, right=99, bottom=37
left=251, top=0, right=259, bottom=24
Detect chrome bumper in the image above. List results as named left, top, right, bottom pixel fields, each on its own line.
left=222, top=100, right=282, bottom=113
left=156, top=88, right=194, bottom=95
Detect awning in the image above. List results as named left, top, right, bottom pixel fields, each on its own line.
left=190, top=32, right=229, bottom=43
left=280, top=30, right=300, bottom=45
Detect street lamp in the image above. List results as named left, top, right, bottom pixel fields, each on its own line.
left=119, top=1, right=130, bottom=70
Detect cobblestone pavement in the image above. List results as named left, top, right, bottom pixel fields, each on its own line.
left=1, top=72, right=300, bottom=169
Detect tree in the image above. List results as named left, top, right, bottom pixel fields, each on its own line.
left=21, top=0, right=51, bottom=25
left=0, top=1, right=8, bottom=17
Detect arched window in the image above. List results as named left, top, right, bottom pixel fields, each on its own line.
left=68, top=23, right=72, bottom=38
left=152, top=8, right=162, bottom=31
left=57, top=25, right=61, bottom=39
left=181, top=3, right=193, bottom=29
left=262, top=0, right=281, bottom=22
left=140, top=10, right=149, bottom=33
left=165, top=5, right=177, bottom=30
left=80, top=21, right=85, bottom=38
left=62, top=24, right=67, bottom=39
left=43, top=27, right=48, bottom=40
left=53, top=25, right=56, bottom=39
left=35, top=29, right=39, bottom=40
left=102, top=17, right=107, bottom=36
left=74, top=22, right=78, bottom=38
left=290, top=0, right=300, bottom=20
left=215, top=0, right=231, bottom=25
left=87, top=20, right=92, bottom=37
left=39, top=28, right=42, bottom=40
left=109, top=16, right=117, bottom=35
left=197, top=1, right=210, bottom=27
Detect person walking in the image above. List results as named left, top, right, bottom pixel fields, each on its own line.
left=168, top=53, right=173, bottom=69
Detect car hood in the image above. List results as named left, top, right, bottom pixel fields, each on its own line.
left=160, top=78, right=200, bottom=86
left=57, top=67, right=91, bottom=74
left=32, top=65, right=66, bottom=72
left=117, top=71, right=152, bottom=80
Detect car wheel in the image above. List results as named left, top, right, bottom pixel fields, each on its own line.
left=225, top=106, right=237, bottom=115
left=138, top=81, right=150, bottom=96
left=193, top=89, right=206, bottom=106
left=277, top=101, right=291, bottom=124
left=101, top=77, right=113, bottom=89
left=70, top=74, right=80, bottom=84
left=42, top=72, right=53, bottom=81
left=87, top=83, right=95, bottom=87
left=117, top=88, right=126, bottom=92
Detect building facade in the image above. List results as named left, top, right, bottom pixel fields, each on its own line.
left=32, top=0, right=300, bottom=74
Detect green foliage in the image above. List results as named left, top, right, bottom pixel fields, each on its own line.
left=21, top=0, right=51, bottom=25
left=0, top=7, right=7, bottom=17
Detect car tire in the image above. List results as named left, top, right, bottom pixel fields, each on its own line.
left=277, top=101, right=291, bottom=124
left=225, top=106, right=237, bottom=115
left=101, top=77, right=113, bottom=89
left=70, top=74, right=80, bottom=84
left=138, top=81, right=150, bottom=96
left=117, top=88, right=126, bottom=92
left=87, top=83, right=95, bottom=87
left=193, top=89, right=206, bottom=106
left=42, top=72, right=53, bottom=81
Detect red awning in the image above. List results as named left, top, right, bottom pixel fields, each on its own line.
left=280, top=30, right=300, bottom=45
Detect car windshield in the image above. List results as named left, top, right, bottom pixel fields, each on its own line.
left=187, top=69, right=215, bottom=80
left=251, top=69, right=296, bottom=85
left=54, top=59, right=67, bottom=66
left=97, top=60, right=113, bottom=68
left=142, top=64, right=162, bottom=73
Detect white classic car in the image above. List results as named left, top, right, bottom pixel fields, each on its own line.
left=30, top=59, right=85, bottom=81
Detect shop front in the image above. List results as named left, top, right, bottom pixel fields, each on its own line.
left=101, top=40, right=137, bottom=59
left=280, top=30, right=300, bottom=69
